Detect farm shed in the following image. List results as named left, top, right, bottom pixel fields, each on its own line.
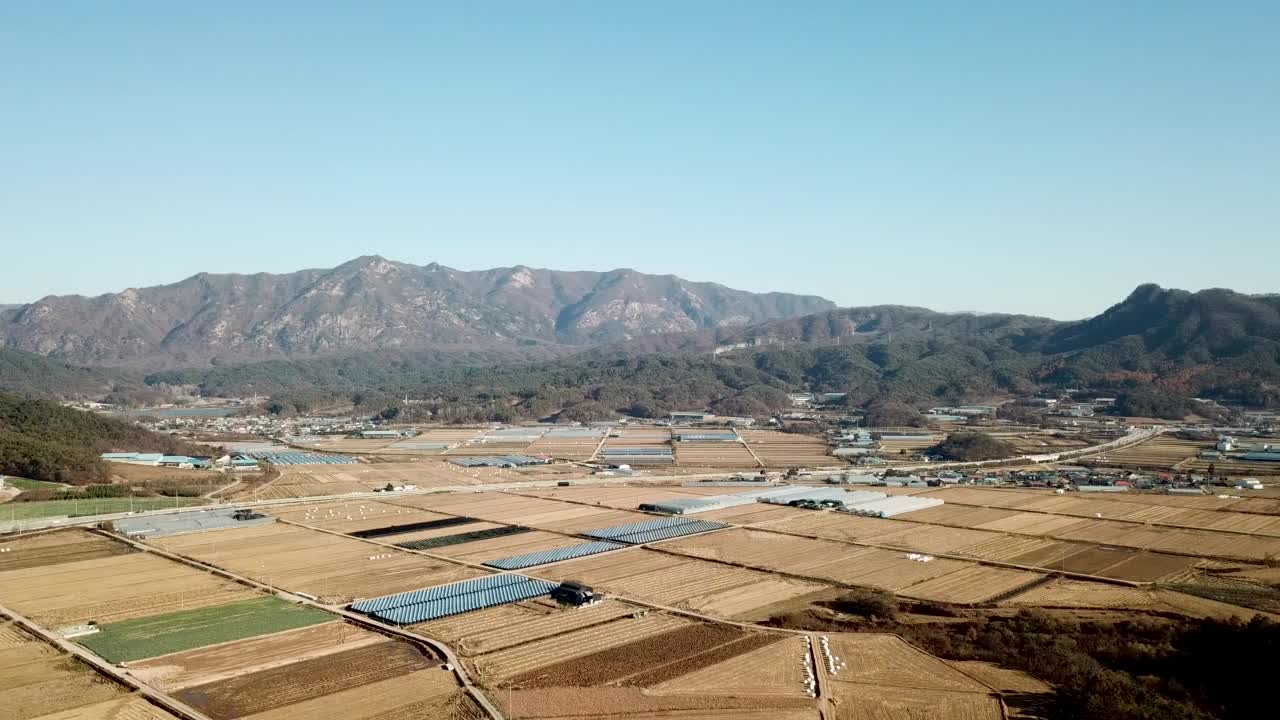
left=638, top=494, right=756, bottom=515
left=843, top=495, right=945, bottom=518
left=677, top=431, right=739, bottom=442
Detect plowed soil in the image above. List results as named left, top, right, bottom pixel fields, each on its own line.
left=176, top=640, right=433, bottom=719
left=506, top=623, right=751, bottom=688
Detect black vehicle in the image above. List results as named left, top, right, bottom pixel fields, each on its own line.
left=551, top=581, right=595, bottom=606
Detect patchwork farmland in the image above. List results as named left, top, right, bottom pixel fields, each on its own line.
left=6, top=475, right=1280, bottom=720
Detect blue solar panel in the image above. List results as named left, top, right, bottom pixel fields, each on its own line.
left=351, top=574, right=529, bottom=613
left=372, top=579, right=558, bottom=624
left=605, top=520, right=729, bottom=545
left=582, top=517, right=696, bottom=539
left=484, top=541, right=625, bottom=570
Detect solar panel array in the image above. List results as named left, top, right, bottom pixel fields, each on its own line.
left=484, top=540, right=625, bottom=570
left=583, top=517, right=729, bottom=545
left=449, top=455, right=545, bottom=468
left=352, top=574, right=557, bottom=624
left=250, top=451, right=357, bottom=465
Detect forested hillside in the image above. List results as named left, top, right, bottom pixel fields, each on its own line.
left=0, top=392, right=210, bottom=483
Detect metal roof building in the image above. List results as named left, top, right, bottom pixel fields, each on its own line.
left=842, top=495, right=944, bottom=517
left=638, top=494, right=756, bottom=515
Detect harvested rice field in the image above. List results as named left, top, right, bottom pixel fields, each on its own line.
left=0, top=623, right=178, bottom=720
left=0, top=530, right=134, bottom=572
left=675, top=441, right=761, bottom=467
left=503, top=621, right=787, bottom=690
left=0, top=543, right=256, bottom=627
left=473, top=612, right=692, bottom=683
left=648, top=634, right=813, bottom=698
left=148, top=522, right=483, bottom=603
left=414, top=599, right=639, bottom=655
left=270, top=500, right=460, bottom=534
left=175, top=641, right=457, bottom=720
left=129, top=621, right=386, bottom=691
left=656, top=528, right=1041, bottom=603
left=531, top=549, right=829, bottom=619
left=1001, top=579, right=1273, bottom=620
left=388, top=491, right=656, bottom=534
left=247, top=461, right=486, bottom=500
left=500, top=687, right=818, bottom=720
left=914, top=486, right=1280, bottom=536
left=826, top=633, right=991, bottom=692
left=740, top=430, right=837, bottom=467
left=828, top=685, right=1001, bottom=720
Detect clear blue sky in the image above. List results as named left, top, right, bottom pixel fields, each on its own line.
left=2, top=2, right=1276, bottom=319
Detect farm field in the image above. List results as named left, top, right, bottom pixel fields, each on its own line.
left=388, top=491, right=656, bottom=534
left=828, top=685, right=1002, bottom=720
left=675, top=440, right=761, bottom=467
left=414, top=599, right=638, bottom=655
left=149, top=522, right=483, bottom=603
left=175, top=641, right=457, bottom=720
left=765, top=511, right=1200, bottom=582
left=0, top=496, right=206, bottom=521
left=245, top=461, right=484, bottom=500
left=129, top=621, right=385, bottom=690
left=820, top=634, right=1002, bottom=720
left=0, top=622, right=179, bottom=720
left=826, top=633, right=991, bottom=692
left=648, top=634, right=812, bottom=698
left=78, top=596, right=334, bottom=663
left=0, top=535, right=257, bottom=626
left=532, top=548, right=829, bottom=619
left=913, top=486, right=1280, bottom=536
left=270, top=500, right=459, bottom=534
left=1001, top=579, right=1273, bottom=620
left=1087, top=436, right=1201, bottom=469
left=500, top=688, right=818, bottom=720
left=740, top=430, right=836, bottom=467
left=657, top=528, right=1043, bottom=603
left=472, top=612, right=692, bottom=683
left=0, top=530, right=134, bottom=572
left=526, top=436, right=603, bottom=461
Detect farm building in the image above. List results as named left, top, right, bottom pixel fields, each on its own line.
left=638, top=495, right=756, bottom=515
left=676, top=431, right=738, bottom=442
left=842, top=495, right=945, bottom=518
left=450, top=455, right=546, bottom=468
left=1243, top=452, right=1280, bottom=462
left=114, top=508, right=274, bottom=538
left=1076, top=484, right=1130, bottom=492
left=669, top=411, right=713, bottom=422
left=355, top=429, right=413, bottom=439
left=101, top=452, right=165, bottom=466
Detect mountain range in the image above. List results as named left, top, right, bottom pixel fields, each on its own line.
left=0, top=256, right=833, bottom=367
left=1, top=260, right=1277, bottom=416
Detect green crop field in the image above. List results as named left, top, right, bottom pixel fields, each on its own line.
left=78, top=596, right=335, bottom=662
left=0, top=496, right=207, bottom=521
left=1, top=476, right=69, bottom=490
